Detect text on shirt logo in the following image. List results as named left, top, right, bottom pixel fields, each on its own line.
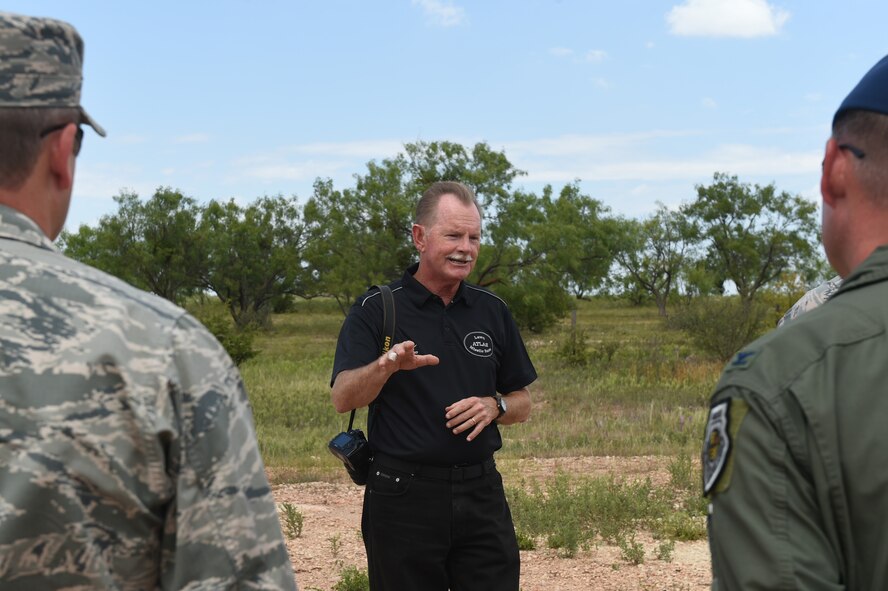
left=463, top=331, right=493, bottom=357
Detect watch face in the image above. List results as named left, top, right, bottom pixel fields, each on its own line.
left=497, top=396, right=507, bottom=415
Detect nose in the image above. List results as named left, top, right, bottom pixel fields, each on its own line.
left=457, top=235, right=473, bottom=251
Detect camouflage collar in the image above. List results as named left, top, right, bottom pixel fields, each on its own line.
left=0, top=204, right=58, bottom=252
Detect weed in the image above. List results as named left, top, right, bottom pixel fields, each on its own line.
left=667, top=454, right=696, bottom=493
left=279, top=502, right=304, bottom=539
left=557, top=329, right=590, bottom=367
left=656, top=539, right=675, bottom=562
left=333, top=565, right=370, bottom=591
left=617, top=532, right=645, bottom=565
left=329, top=533, right=342, bottom=558
left=508, top=468, right=707, bottom=564
left=515, top=530, right=536, bottom=551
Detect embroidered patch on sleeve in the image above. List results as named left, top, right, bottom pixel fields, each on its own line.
left=701, top=399, right=749, bottom=495
left=725, top=349, right=759, bottom=372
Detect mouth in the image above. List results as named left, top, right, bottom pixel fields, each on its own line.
left=447, top=256, right=473, bottom=266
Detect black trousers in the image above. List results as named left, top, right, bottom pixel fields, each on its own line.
left=362, top=454, right=520, bottom=591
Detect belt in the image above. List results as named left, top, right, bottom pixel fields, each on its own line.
left=372, top=452, right=496, bottom=482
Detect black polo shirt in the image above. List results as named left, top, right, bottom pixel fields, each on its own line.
left=332, top=263, right=537, bottom=465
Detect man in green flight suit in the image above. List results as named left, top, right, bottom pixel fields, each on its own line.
left=703, top=53, right=888, bottom=589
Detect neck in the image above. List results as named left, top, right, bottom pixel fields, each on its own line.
left=413, top=267, right=460, bottom=306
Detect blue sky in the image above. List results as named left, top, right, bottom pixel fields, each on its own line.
left=9, top=0, right=888, bottom=230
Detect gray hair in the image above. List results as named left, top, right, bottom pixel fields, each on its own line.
left=415, top=181, right=482, bottom=225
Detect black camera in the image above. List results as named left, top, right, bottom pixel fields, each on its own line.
left=328, top=429, right=371, bottom=485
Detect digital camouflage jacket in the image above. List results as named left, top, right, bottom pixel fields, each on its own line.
left=0, top=205, right=297, bottom=590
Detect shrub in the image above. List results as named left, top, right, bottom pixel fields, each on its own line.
left=668, top=296, right=770, bottom=361
left=333, top=565, right=370, bottom=591
left=558, top=330, right=591, bottom=367
left=617, top=532, right=645, bottom=565
left=193, top=309, right=258, bottom=365
left=515, top=530, right=537, bottom=550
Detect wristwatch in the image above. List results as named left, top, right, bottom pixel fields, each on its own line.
left=492, top=393, right=507, bottom=420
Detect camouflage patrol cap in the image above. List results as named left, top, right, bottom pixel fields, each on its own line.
left=0, top=12, right=105, bottom=136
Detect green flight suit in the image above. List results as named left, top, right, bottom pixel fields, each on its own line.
left=704, top=245, right=888, bottom=590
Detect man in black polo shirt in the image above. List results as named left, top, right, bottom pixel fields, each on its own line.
left=331, top=180, right=537, bottom=591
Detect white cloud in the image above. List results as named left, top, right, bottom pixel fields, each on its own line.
left=227, top=139, right=404, bottom=185
left=412, top=0, right=465, bottom=27
left=702, top=97, right=718, bottom=109
left=549, top=47, right=574, bottom=58
left=585, top=49, right=608, bottom=63
left=499, top=133, right=819, bottom=187
left=667, top=0, right=790, bottom=38
left=592, top=77, right=612, bottom=90
left=503, top=131, right=703, bottom=158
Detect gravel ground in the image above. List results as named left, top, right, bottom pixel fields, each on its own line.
left=273, top=456, right=712, bottom=591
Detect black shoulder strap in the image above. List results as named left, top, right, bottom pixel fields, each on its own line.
left=378, top=284, right=395, bottom=355
left=348, top=284, right=395, bottom=431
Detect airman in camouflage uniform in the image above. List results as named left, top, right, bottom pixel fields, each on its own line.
left=704, top=54, right=888, bottom=589
left=0, top=12, right=297, bottom=590
left=776, top=275, right=842, bottom=327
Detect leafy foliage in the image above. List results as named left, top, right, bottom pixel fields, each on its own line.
left=61, top=187, right=204, bottom=305
left=682, top=172, right=820, bottom=302
left=612, top=204, right=695, bottom=317
left=668, top=295, right=771, bottom=361
left=332, top=565, right=370, bottom=591
left=302, top=140, right=611, bottom=331
left=199, top=195, right=306, bottom=328
left=59, top=148, right=823, bottom=338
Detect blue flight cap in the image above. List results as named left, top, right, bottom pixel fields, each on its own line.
left=834, top=54, right=888, bottom=126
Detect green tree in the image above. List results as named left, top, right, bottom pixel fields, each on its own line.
left=540, top=182, right=616, bottom=299
left=613, top=205, right=695, bottom=317
left=304, top=140, right=608, bottom=331
left=199, top=195, right=306, bottom=328
left=682, top=172, right=819, bottom=303
left=302, top=160, right=417, bottom=314
left=407, top=142, right=581, bottom=331
left=303, top=140, right=568, bottom=329
left=60, top=187, right=204, bottom=305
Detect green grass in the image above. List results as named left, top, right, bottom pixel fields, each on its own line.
left=241, top=297, right=721, bottom=478
left=507, top=454, right=708, bottom=560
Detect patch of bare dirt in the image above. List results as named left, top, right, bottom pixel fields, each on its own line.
left=272, top=456, right=711, bottom=591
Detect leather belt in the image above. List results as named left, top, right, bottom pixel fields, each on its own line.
left=372, top=452, right=496, bottom=482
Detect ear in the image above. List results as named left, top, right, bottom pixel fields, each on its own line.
left=820, top=137, right=846, bottom=209
left=412, top=223, right=425, bottom=252
left=47, top=123, right=76, bottom=191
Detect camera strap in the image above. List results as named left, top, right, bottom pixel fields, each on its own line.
left=347, top=284, right=395, bottom=432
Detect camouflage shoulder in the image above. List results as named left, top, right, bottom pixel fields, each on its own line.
left=777, top=276, right=842, bottom=327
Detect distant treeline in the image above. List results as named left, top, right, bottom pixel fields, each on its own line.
left=61, top=140, right=827, bottom=333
